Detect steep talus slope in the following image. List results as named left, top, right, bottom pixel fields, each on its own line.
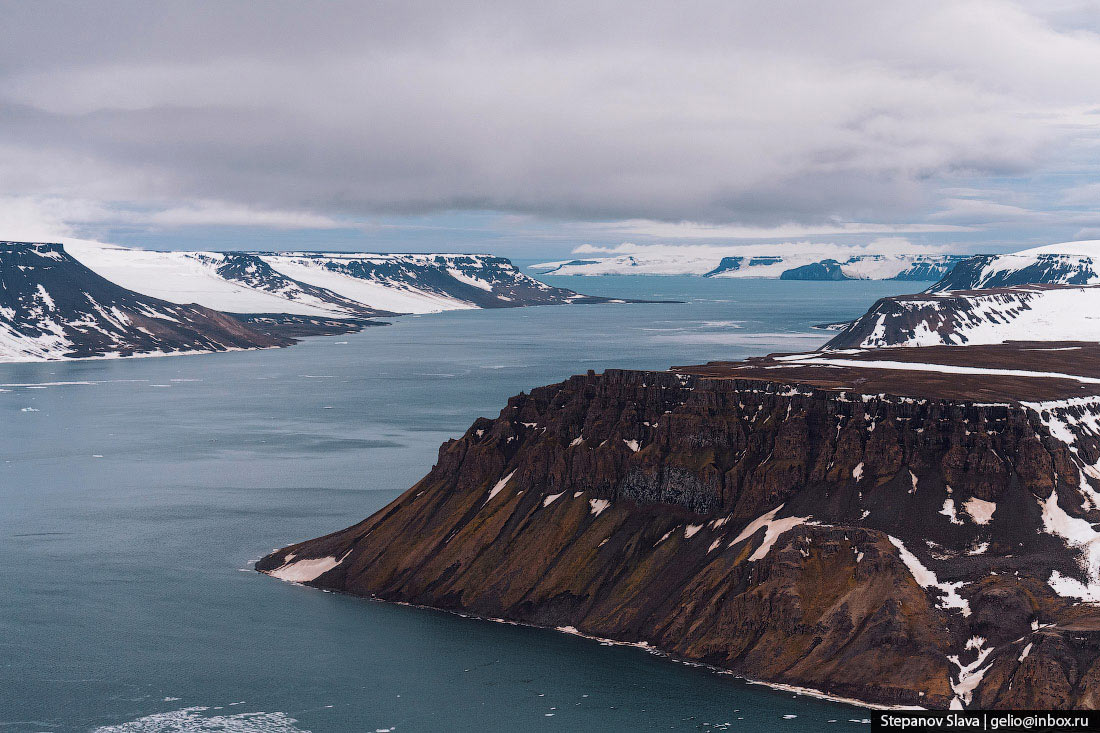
left=65, top=242, right=364, bottom=317
left=0, top=241, right=290, bottom=361
left=259, top=366, right=1100, bottom=709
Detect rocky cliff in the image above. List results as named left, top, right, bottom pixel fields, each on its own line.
left=259, top=360, right=1100, bottom=710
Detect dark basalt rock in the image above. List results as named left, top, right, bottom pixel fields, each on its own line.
left=231, top=313, right=387, bottom=338
left=780, top=259, right=849, bottom=280
left=259, top=367, right=1100, bottom=710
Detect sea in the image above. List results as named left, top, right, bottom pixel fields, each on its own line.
left=1, top=275, right=918, bottom=732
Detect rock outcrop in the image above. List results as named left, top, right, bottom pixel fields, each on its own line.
left=259, top=361, right=1100, bottom=709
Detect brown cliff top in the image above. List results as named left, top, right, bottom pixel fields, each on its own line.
left=674, top=341, right=1100, bottom=403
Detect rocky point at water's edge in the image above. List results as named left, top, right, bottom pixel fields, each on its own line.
left=258, top=349, right=1100, bottom=711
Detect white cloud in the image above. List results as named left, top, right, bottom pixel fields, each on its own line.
left=572, top=219, right=973, bottom=240
left=0, top=196, right=106, bottom=242
left=144, top=203, right=344, bottom=230
left=1062, top=183, right=1100, bottom=206
left=0, top=195, right=349, bottom=244
left=929, top=198, right=1042, bottom=224
left=1, top=1, right=1100, bottom=249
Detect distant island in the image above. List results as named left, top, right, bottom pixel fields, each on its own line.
left=533, top=251, right=968, bottom=280
left=0, top=241, right=628, bottom=363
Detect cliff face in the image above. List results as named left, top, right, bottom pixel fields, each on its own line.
left=259, top=367, right=1100, bottom=710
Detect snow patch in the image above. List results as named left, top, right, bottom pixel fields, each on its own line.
left=940, top=498, right=964, bottom=525
left=948, top=637, right=994, bottom=709
left=796, top=356, right=1100, bottom=386
left=268, top=554, right=346, bottom=583
left=963, top=497, right=996, bottom=525
left=729, top=504, right=813, bottom=561
left=888, top=536, right=971, bottom=616
left=486, top=470, right=516, bottom=502
left=1039, top=490, right=1100, bottom=601
left=589, top=499, right=611, bottom=517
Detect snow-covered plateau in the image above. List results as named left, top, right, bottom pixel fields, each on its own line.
left=532, top=252, right=966, bottom=280
left=0, top=241, right=613, bottom=362
left=67, top=242, right=594, bottom=316
left=826, top=285, right=1100, bottom=349
left=929, top=240, right=1100, bottom=292
left=821, top=241, right=1100, bottom=349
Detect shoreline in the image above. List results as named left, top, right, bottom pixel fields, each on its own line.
left=260, top=568, right=919, bottom=714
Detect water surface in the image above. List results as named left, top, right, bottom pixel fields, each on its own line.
left=2, top=277, right=915, bottom=732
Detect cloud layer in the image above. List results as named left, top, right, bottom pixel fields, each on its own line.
left=3, top=1, right=1100, bottom=251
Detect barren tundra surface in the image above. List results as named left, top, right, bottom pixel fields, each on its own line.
left=678, top=342, right=1100, bottom=402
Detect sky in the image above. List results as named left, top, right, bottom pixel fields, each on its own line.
left=4, top=0, right=1100, bottom=259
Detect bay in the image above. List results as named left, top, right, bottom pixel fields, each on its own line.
left=1, top=277, right=914, bottom=732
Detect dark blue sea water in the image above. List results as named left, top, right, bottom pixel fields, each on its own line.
left=1, top=277, right=917, bottom=732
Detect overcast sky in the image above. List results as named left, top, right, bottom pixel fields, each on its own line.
left=4, top=0, right=1100, bottom=257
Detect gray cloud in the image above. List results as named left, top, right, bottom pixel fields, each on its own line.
left=2, top=0, right=1100, bottom=245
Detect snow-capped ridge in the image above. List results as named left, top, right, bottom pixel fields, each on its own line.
left=68, top=242, right=595, bottom=316
left=0, top=241, right=287, bottom=362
